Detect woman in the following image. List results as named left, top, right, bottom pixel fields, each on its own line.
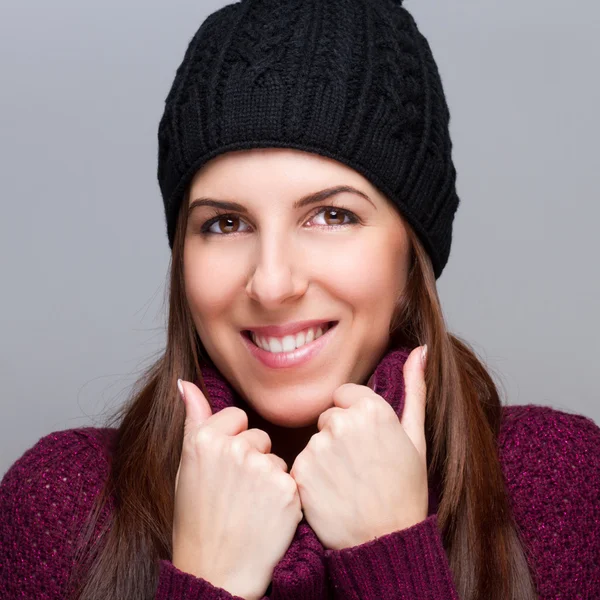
left=1, top=0, right=599, bottom=598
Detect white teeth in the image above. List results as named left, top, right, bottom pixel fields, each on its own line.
left=281, top=335, right=296, bottom=352
left=250, top=323, right=332, bottom=354
left=269, top=338, right=283, bottom=352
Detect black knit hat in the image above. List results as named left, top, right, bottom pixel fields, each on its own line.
left=157, top=0, right=460, bottom=279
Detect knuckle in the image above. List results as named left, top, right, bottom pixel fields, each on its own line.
left=229, top=437, right=249, bottom=463
left=276, top=455, right=289, bottom=472
left=246, top=449, right=267, bottom=472
left=265, top=452, right=284, bottom=470
left=224, top=406, right=249, bottom=427
left=331, top=382, right=356, bottom=403
left=310, top=437, right=325, bottom=456
left=327, top=413, right=346, bottom=437
left=182, top=426, right=218, bottom=462
left=194, top=425, right=216, bottom=448
left=282, top=482, right=301, bottom=511
left=320, top=429, right=333, bottom=447
left=278, top=475, right=298, bottom=499
left=257, top=428, right=272, bottom=448
left=290, top=455, right=305, bottom=479
left=358, top=396, right=381, bottom=417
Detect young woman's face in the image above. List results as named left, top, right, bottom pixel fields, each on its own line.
left=184, top=148, right=411, bottom=427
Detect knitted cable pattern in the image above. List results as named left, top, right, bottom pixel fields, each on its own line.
left=157, top=0, right=461, bottom=279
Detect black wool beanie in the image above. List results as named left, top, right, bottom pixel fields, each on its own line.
left=157, top=0, right=460, bottom=279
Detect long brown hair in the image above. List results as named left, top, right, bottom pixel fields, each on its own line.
left=69, top=188, right=538, bottom=599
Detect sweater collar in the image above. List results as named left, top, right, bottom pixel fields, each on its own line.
left=196, top=345, right=438, bottom=600
left=197, top=345, right=412, bottom=420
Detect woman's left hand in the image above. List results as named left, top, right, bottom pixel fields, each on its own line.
left=289, top=345, right=429, bottom=551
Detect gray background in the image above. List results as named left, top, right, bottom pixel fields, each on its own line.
left=1, top=0, right=598, bottom=477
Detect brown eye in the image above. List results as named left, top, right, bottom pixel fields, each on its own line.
left=323, top=209, right=345, bottom=226
left=200, top=206, right=358, bottom=236
left=309, top=206, right=359, bottom=228
left=216, top=216, right=240, bottom=234
left=201, top=214, right=250, bottom=235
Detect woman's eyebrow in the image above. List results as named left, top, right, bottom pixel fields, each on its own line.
left=188, top=185, right=376, bottom=214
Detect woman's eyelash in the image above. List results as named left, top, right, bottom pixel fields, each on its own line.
left=199, top=205, right=360, bottom=235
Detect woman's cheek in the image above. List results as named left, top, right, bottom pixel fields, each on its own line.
left=319, top=240, right=396, bottom=301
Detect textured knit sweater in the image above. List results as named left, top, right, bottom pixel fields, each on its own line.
left=1, top=347, right=600, bottom=599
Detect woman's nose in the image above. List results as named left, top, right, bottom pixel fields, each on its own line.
left=245, top=243, right=307, bottom=309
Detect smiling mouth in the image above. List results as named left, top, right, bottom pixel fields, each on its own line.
left=242, top=321, right=338, bottom=353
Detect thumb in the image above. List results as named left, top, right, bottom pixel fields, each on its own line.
left=175, top=379, right=212, bottom=494
left=178, top=378, right=213, bottom=432
left=400, top=345, right=428, bottom=461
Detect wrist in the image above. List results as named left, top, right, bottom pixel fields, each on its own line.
left=171, top=557, right=265, bottom=600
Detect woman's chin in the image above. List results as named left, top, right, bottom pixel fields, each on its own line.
left=250, top=399, right=328, bottom=428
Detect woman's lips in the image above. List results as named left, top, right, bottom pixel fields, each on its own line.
left=241, top=322, right=338, bottom=369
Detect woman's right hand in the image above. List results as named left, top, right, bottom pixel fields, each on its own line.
left=172, top=379, right=303, bottom=600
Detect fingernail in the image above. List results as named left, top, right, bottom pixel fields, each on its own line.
left=367, top=373, right=378, bottom=392
left=177, top=379, right=186, bottom=403
left=420, top=345, right=428, bottom=368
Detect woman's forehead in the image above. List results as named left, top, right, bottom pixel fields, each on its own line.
left=188, top=148, right=380, bottom=201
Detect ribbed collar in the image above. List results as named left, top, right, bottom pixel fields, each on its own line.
left=196, top=346, right=440, bottom=600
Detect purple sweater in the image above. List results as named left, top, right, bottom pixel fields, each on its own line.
left=1, top=347, right=600, bottom=599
